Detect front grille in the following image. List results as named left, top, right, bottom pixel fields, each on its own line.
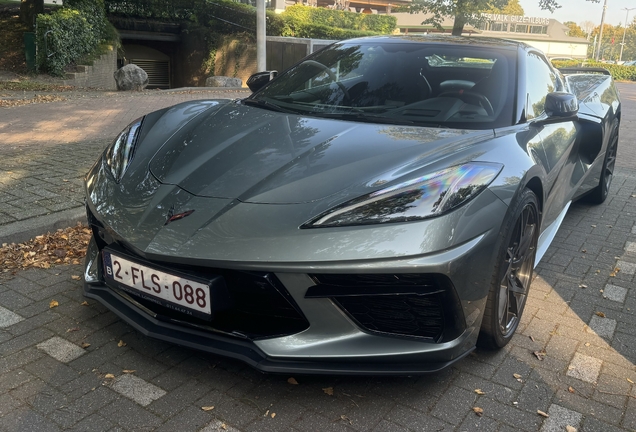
left=87, top=207, right=309, bottom=340
left=335, top=294, right=445, bottom=340
left=309, top=273, right=465, bottom=342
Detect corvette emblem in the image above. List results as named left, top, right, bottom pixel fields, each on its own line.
left=164, top=208, right=195, bottom=225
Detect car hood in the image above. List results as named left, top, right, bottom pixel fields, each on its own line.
left=148, top=103, right=494, bottom=204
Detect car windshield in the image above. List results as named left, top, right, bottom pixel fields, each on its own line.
left=250, top=41, right=516, bottom=129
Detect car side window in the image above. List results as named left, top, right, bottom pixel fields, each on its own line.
left=526, top=52, right=558, bottom=120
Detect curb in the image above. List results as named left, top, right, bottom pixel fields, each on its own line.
left=0, top=207, right=86, bottom=245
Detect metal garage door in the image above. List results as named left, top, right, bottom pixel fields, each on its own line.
left=131, top=59, right=171, bottom=89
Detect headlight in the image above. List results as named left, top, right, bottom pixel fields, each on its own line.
left=104, top=117, right=144, bottom=182
left=303, top=162, right=502, bottom=228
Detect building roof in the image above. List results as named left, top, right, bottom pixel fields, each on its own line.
left=393, top=12, right=590, bottom=45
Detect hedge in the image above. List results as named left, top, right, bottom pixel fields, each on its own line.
left=36, top=9, right=99, bottom=76
left=281, top=5, right=396, bottom=34
left=281, top=22, right=379, bottom=39
left=552, top=60, right=636, bottom=81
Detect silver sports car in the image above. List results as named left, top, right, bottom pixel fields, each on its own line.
left=83, top=36, right=620, bottom=374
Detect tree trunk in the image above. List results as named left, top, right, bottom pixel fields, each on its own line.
left=20, top=0, right=44, bottom=29
left=451, top=14, right=467, bottom=36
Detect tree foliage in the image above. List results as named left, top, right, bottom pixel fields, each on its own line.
left=564, top=21, right=587, bottom=38
left=484, top=0, right=524, bottom=16
left=406, top=0, right=600, bottom=36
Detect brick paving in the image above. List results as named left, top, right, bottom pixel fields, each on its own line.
left=0, top=84, right=635, bottom=431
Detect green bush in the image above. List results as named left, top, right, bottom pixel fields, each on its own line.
left=36, top=8, right=98, bottom=76
left=35, top=0, right=114, bottom=76
left=65, top=0, right=108, bottom=40
left=552, top=60, right=636, bottom=81
left=281, top=22, right=379, bottom=39
left=281, top=5, right=396, bottom=34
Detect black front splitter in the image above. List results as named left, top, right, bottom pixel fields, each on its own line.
left=84, top=282, right=472, bottom=375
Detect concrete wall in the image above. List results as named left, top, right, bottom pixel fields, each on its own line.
left=63, top=46, right=117, bottom=90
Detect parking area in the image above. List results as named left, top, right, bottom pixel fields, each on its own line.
left=0, top=84, right=635, bottom=431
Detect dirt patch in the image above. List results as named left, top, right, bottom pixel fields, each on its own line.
left=0, top=8, right=29, bottom=74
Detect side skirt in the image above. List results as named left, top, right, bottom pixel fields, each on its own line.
left=535, top=201, right=571, bottom=267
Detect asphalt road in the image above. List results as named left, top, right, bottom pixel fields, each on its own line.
left=0, top=84, right=635, bottom=431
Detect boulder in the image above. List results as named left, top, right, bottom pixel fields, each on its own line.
left=205, top=76, right=242, bottom=87
left=114, top=64, right=149, bottom=91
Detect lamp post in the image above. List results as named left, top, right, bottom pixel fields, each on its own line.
left=619, top=7, right=635, bottom=62
left=257, top=0, right=266, bottom=72
left=596, top=0, right=608, bottom=61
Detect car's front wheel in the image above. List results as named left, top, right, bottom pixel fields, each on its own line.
left=478, top=188, right=539, bottom=349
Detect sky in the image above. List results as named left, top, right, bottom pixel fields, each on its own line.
left=520, top=0, right=636, bottom=27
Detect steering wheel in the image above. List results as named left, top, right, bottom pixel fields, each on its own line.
left=302, top=60, right=352, bottom=104
left=438, top=90, right=494, bottom=116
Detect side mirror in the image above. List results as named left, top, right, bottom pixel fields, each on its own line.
left=545, top=91, right=578, bottom=118
left=531, top=92, right=578, bottom=127
left=246, top=70, right=278, bottom=92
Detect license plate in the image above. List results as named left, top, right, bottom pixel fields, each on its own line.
left=102, top=251, right=211, bottom=317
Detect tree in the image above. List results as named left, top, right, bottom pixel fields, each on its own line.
left=406, top=0, right=599, bottom=36
left=564, top=21, right=587, bottom=38
left=20, top=0, right=44, bottom=28
left=485, top=0, right=525, bottom=16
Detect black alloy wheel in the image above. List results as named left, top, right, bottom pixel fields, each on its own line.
left=479, top=188, right=539, bottom=349
left=497, top=200, right=538, bottom=338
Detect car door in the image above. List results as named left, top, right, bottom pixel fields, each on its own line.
left=525, top=51, right=579, bottom=230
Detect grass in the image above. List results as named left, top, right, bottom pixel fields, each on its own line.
left=0, top=81, right=73, bottom=91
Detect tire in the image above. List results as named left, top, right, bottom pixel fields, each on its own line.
left=587, top=118, right=619, bottom=204
left=478, top=188, right=539, bottom=349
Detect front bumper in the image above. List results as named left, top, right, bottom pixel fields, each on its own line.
left=83, top=217, right=497, bottom=374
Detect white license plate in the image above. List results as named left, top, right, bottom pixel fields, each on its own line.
left=103, top=251, right=211, bottom=317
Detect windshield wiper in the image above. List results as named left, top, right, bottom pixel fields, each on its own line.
left=242, top=98, right=298, bottom=114
left=315, top=112, right=419, bottom=126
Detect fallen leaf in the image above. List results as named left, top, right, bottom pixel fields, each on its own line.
left=472, top=407, right=484, bottom=417
left=595, top=311, right=606, bottom=318
left=568, top=386, right=575, bottom=393
left=201, top=406, right=215, bottom=411
left=533, top=350, right=546, bottom=361
left=578, top=284, right=587, bottom=289
left=264, top=410, right=269, bottom=417
left=66, top=327, right=80, bottom=332
left=287, top=377, right=298, bottom=385
left=628, top=378, right=634, bottom=384
left=513, top=373, right=523, bottom=382
left=104, top=373, right=115, bottom=379
left=585, top=342, right=591, bottom=347
left=537, top=410, right=549, bottom=418
left=71, top=275, right=81, bottom=280
left=591, top=225, right=596, bottom=228
left=322, top=387, right=334, bottom=396
left=474, top=389, right=486, bottom=395
left=80, top=342, right=90, bottom=349
left=271, top=413, right=276, bottom=418
left=117, top=340, right=127, bottom=347
left=81, top=301, right=89, bottom=306
left=529, top=335, right=535, bottom=342
left=49, top=300, right=59, bottom=308
left=122, top=369, right=136, bottom=374
left=339, top=415, right=352, bottom=425
left=221, top=423, right=227, bottom=430
left=581, top=249, right=586, bottom=253
left=566, top=426, right=577, bottom=432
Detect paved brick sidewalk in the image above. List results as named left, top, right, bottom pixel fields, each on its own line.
left=0, top=89, right=249, bottom=237
left=0, top=85, right=635, bottom=431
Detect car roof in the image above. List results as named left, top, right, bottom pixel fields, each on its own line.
left=341, top=35, right=525, bottom=51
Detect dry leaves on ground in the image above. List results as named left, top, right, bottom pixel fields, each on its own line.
left=322, top=387, right=334, bottom=396
left=287, top=377, right=298, bottom=385
left=0, top=224, right=91, bottom=275
left=537, top=410, right=549, bottom=418
left=472, top=407, right=484, bottom=417
left=0, top=94, right=67, bottom=107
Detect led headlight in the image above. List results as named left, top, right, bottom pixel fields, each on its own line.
left=303, top=162, right=503, bottom=228
left=104, top=117, right=144, bottom=182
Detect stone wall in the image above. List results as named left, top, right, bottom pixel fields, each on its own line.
left=63, top=46, right=117, bottom=90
